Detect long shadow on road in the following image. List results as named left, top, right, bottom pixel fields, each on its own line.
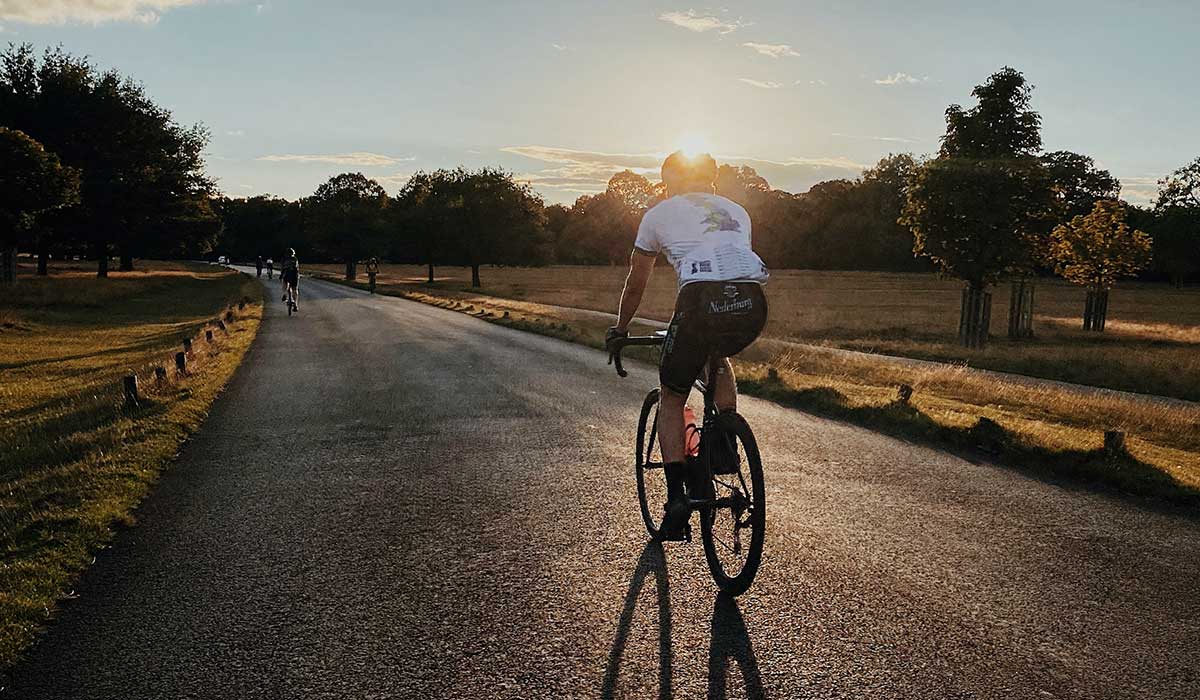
left=600, top=541, right=766, bottom=699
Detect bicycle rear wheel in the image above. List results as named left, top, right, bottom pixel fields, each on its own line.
left=635, top=388, right=669, bottom=538
left=700, top=412, right=765, bottom=596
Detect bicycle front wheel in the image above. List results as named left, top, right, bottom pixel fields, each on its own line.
left=700, top=411, right=765, bottom=596
left=635, top=388, right=669, bottom=539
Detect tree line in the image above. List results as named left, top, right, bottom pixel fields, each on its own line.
left=3, top=45, right=1198, bottom=346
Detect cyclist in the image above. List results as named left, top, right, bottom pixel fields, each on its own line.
left=256, top=255, right=264, bottom=278
left=266, top=257, right=274, bottom=280
left=606, top=151, right=769, bottom=540
left=365, top=256, right=380, bottom=293
left=280, top=248, right=300, bottom=311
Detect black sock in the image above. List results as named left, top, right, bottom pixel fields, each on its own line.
left=663, top=461, right=687, bottom=502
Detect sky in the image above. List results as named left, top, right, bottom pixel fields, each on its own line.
left=3, top=1, right=1198, bottom=205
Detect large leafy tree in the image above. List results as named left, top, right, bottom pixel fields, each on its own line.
left=1148, top=157, right=1200, bottom=286
left=0, top=44, right=214, bottom=276
left=0, top=128, right=79, bottom=284
left=1049, top=200, right=1152, bottom=331
left=307, top=172, right=389, bottom=280
left=452, top=168, right=546, bottom=287
left=905, top=67, right=1055, bottom=346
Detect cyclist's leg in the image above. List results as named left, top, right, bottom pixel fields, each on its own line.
left=712, top=358, right=738, bottom=413
left=706, top=283, right=769, bottom=414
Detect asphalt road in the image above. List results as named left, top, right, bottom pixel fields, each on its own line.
left=6, top=272, right=1199, bottom=699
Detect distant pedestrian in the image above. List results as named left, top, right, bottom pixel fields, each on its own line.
left=366, top=257, right=380, bottom=293
left=256, top=256, right=263, bottom=278
left=266, top=257, right=274, bottom=279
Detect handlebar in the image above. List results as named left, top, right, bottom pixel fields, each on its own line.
left=607, top=335, right=665, bottom=378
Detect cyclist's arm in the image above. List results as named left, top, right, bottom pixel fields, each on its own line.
left=615, top=250, right=655, bottom=332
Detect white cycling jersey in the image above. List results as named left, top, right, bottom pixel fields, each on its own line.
left=634, top=193, right=769, bottom=289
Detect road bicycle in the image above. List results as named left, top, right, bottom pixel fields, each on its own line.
left=609, top=332, right=766, bottom=596
left=283, top=280, right=298, bottom=316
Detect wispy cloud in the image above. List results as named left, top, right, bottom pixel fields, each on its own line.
left=1118, top=176, right=1161, bottom=206
left=797, top=79, right=828, bottom=87
left=550, top=42, right=568, bottom=51
left=256, top=152, right=414, bottom=167
left=658, top=9, right=747, bottom=34
left=0, top=0, right=203, bottom=25
left=831, top=132, right=921, bottom=144
left=226, top=129, right=245, bottom=137
left=738, top=78, right=782, bottom=89
left=502, top=144, right=866, bottom=201
left=874, top=72, right=929, bottom=86
left=742, top=42, right=800, bottom=58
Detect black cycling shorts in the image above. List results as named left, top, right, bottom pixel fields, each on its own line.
left=659, top=281, right=767, bottom=395
left=283, top=270, right=298, bottom=285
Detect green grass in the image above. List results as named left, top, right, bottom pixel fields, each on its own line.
left=0, top=261, right=262, bottom=669
left=318, top=275, right=1200, bottom=509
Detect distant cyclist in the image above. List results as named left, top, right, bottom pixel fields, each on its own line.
left=256, top=255, right=264, bottom=278
left=365, top=257, right=380, bottom=294
left=266, top=257, right=274, bottom=279
left=281, top=249, right=300, bottom=311
left=606, top=151, right=769, bottom=539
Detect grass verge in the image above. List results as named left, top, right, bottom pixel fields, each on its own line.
left=0, top=261, right=263, bottom=669
left=318, top=271, right=1200, bottom=509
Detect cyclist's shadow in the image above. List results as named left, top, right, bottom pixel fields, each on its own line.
left=600, top=542, right=765, bottom=700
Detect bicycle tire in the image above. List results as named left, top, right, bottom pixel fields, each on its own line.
left=700, top=411, right=765, bottom=596
left=635, top=388, right=667, bottom=538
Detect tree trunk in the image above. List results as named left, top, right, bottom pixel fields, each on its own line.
left=1083, top=288, right=1110, bottom=331
left=1, top=245, right=16, bottom=285
left=427, top=262, right=434, bottom=284
left=958, top=284, right=992, bottom=348
left=96, top=241, right=109, bottom=278
left=471, top=263, right=481, bottom=288
left=36, top=237, right=48, bottom=276
left=345, top=259, right=357, bottom=281
left=1007, top=278, right=1035, bottom=339
left=119, top=246, right=134, bottom=271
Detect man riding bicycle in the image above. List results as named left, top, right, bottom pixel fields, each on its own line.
left=606, top=151, right=769, bottom=540
left=281, top=248, right=300, bottom=311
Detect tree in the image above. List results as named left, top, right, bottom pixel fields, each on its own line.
left=1, top=45, right=214, bottom=277
left=393, top=170, right=444, bottom=282
left=1048, top=200, right=1151, bottom=331
left=453, top=168, right=546, bottom=287
left=1149, top=158, right=1200, bottom=287
left=1041, top=151, right=1120, bottom=219
left=307, top=172, right=389, bottom=280
left=905, top=67, right=1055, bottom=345
left=0, top=128, right=79, bottom=284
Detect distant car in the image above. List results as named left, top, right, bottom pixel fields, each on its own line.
left=218, top=255, right=228, bottom=265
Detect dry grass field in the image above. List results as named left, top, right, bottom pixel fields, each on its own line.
left=0, top=261, right=262, bottom=668
left=309, top=264, right=1200, bottom=401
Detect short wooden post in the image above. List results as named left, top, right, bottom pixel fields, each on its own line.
left=1104, top=430, right=1126, bottom=458
left=217, top=320, right=226, bottom=331
left=175, top=351, right=187, bottom=374
left=238, top=301, right=245, bottom=310
left=205, top=329, right=214, bottom=342
left=225, top=310, right=234, bottom=322
left=897, top=384, right=913, bottom=404
left=122, top=374, right=139, bottom=407
left=154, top=366, right=168, bottom=383
left=182, top=337, right=193, bottom=355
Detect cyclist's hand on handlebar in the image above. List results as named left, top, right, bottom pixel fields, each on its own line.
left=605, top=326, right=627, bottom=354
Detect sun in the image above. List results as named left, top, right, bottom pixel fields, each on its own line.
left=675, top=132, right=713, bottom=157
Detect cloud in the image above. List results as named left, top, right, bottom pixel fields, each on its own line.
left=502, top=144, right=867, bottom=202
left=1118, top=176, right=1161, bottom=206
left=797, top=79, right=828, bottom=87
left=874, top=72, right=929, bottom=86
left=550, top=42, right=568, bottom=51
left=658, top=9, right=746, bottom=34
left=0, top=0, right=203, bottom=25
left=256, top=152, right=414, bottom=167
left=831, top=132, right=920, bottom=144
left=742, top=42, right=800, bottom=58
left=226, top=129, right=245, bottom=137
left=737, top=78, right=782, bottom=89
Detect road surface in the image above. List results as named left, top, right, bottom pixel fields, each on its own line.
left=6, top=272, right=1199, bottom=698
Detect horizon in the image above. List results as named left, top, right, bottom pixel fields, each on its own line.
left=3, top=1, right=1198, bottom=205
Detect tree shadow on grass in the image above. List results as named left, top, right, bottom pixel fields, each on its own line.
left=740, top=375, right=1200, bottom=514
left=601, top=541, right=672, bottom=700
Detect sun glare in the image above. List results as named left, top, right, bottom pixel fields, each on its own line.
left=675, top=132, right=713, bottom=157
